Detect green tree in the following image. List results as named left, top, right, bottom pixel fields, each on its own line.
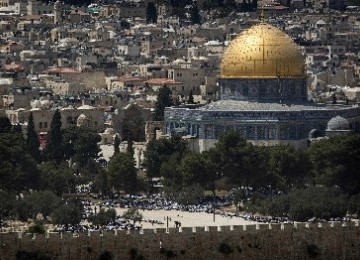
left=348, top=194, right=360, bottom=215
left=122, top=208, right=143, bottom=225
left=160, top=153, right=183, bottom=188
left=0, top=191, right=16, bottom=223
left=347, top=0, right=360, bottom=6
left=120, top=19, right=130, bottom=29
left=146, top=2, right=157, bottom=24
left=226, top=0, right=237, bottom=9
left=179, top=151, right=211, bottom=189
left=126, top=139, right=134, bottom=156
left=0, top=116, right=11, bottom=133
left=245, top=186, right=348, bottom=222
left=43, top=110, right=63, bottom=164
left=188, top=90, right=194, bottom=104
left=38, top=162, right=76, bottom=195
left=0, top=133, right=39, bottom=191
left=190, top=4, right=201, bottom=25
left=93, top=169, right=111, bottom=195
left=308, top=134, right=360, bottom=194
left=51, top=201, right=82, bottom=229
left=26, top=112, right=40, bottom=162
left=108, top=152, right=137, bottom=194
left=15, top=190, right=61, bottom=221
left=12, top=123, right=22, bottom=133
left=168, top=184, right=205, bottom=205
left=62, top=125, right=101, bottom=168
left=26, top=190, right=62, bottom=219
left=211, top=131, right=258, bottom=187
left=114, top=135, right=120, bottom=154
left=154, top=85, right=173, bottom=121
left=89, top=208, right=116, bottom=226
left=203, top=0, right=219, bottom=10
left=121, top=105, right=145, bottom=142
left=26, top=223, right=45, bottom=234
left=144, top=135, right=188, bottom=178
left=268, top=145, right=310, bottom=191
left=240, top=0, right=257, bottom=12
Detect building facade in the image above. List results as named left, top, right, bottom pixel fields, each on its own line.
left=164, top=23, right=360, bottom=151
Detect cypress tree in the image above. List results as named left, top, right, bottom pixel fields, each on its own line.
left=44, top=110, right=63, bottom=164
left=190, top=4, right=201, bottom=25
left=114, top=135, right=120, bottom=155
left=26, top=112, right=40, bottom=162
left=13, top=123, right=22, bottom=134
left=146, top=2, right=158, bottom=24
left=188, top=90, right=194, bottom=104
left=0, top=116, right=12, bottom=133
left=154, top=85, right=173, bottom=121
left=127, top=139, right=134, bottom=156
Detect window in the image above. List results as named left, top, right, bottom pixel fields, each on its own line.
left=44, top=122, right=48, bottom=128
left=94, top=121, right=98, bottom=126
left=39, top=122, right=42, bottom=129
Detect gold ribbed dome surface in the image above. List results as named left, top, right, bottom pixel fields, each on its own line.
left=220, top=23, right=305, bottom=78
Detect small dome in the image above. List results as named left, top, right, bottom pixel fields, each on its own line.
left=104, top=128, right=116, bottom=135
left=77, top=113, right=87, bottom=126
left=31, top=99, right=41, bottom=109
left=327, top=116, right=350, bottom=131
left=309, top=129, right=321, bottom=139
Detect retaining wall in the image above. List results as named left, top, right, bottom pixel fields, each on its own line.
left=0, top=222, right=359, bottom=259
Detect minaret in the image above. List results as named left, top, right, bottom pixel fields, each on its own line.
left=54, top=0, right=61, bottom=25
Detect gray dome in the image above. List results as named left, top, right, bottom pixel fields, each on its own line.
left=309, top=129, right=321, bottom=139
left=327, top=116, right=350, bottom=131
left=104, top=128, right=116, bottom=135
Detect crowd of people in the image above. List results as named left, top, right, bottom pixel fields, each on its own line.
left=47, top=193, right=355, bottom=233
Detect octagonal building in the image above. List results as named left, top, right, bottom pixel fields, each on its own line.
left=164, top=23, right=360, bottom=151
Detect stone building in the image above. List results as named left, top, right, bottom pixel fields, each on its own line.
left=45, top=79, right=86, bottom=96
left=167, top=66, right=205, bottom=96
left=100, top=127, right=119, bottom=145
left=27, top=0, right=53, bottom=16
left=6, top=104, right=104, bottom=134
left=164, top=23, right=360, bottom=152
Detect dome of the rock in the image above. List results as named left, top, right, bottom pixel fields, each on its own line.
left=220, top=23, right=305, bottom=78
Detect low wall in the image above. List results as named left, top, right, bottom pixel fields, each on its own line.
left=0, top=222, right=359, bottom=259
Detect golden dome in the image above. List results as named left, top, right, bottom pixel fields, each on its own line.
left=220, top=23, right=305, bottom=78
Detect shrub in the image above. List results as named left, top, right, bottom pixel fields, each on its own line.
left=26, top=223, right=45, bottom=234
left=245, top=186, right=348, bottom=221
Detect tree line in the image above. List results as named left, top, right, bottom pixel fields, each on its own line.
left=143, top=131, right=360, bottom=220
left=0, top=110, right=142, bottom=231
left=0, top=112, right=106, bottom=227
left=1, top=97, right=360, bottom=224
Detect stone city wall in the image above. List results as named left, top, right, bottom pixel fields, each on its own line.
left=0, top=222, right=359, bottom=260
